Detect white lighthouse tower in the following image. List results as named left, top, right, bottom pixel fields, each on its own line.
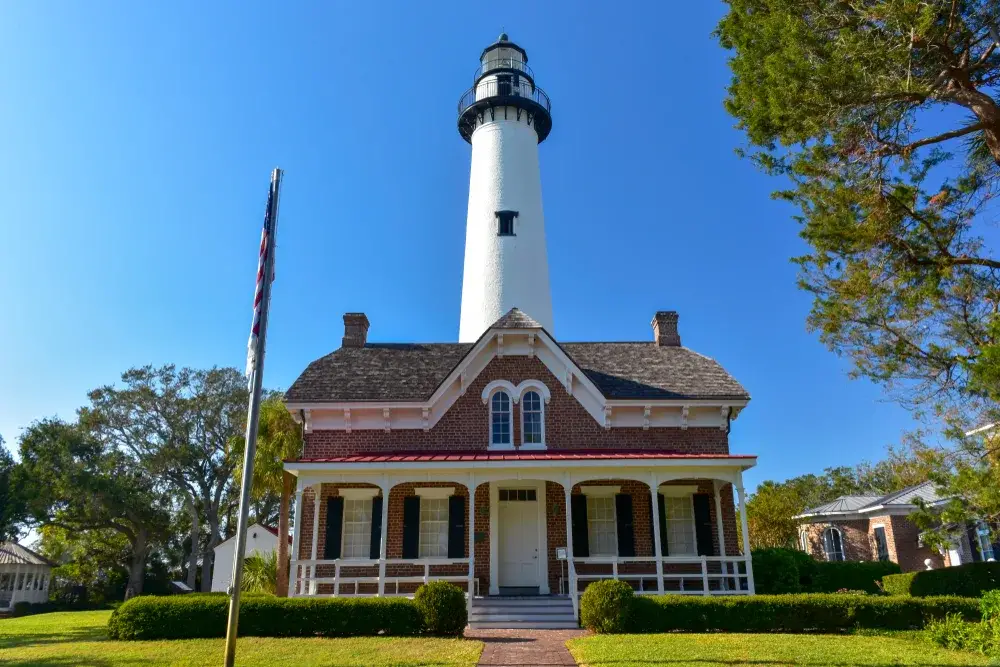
left=457, top=34, right=554, bottom=342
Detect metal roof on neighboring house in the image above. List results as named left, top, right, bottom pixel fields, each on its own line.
left=285, top=309, right=749, bottom=403
left=0, top=542, right=56, bottom=567
left=795, top=481, right=949, bottom=519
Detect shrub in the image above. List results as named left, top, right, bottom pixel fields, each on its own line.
left=413, top=582, right=467, bottom=636
left=811, top=561, right=900, bottom=594
left=11, top=601, right=32, bottom=617
left=618, top=594, right=980, bottom=634
left=883, top=562, right=1000, bottom=597
left=751, top=549, right=805, bottom=594
left=981, top=589, right=1000, bottom=621
left=925, top=613, right=995, bottom=654
left=107, top=593, right=423, bottom=640
left=580, top=580, right=635, bottom=633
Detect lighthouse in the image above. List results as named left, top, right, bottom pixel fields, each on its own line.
left=457, top=34, right=554, bottom=342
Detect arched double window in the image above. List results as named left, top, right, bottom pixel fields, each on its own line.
left=521, top=390, right=544, bottom=447
left=823, top=526, right=845, bottom=562
left=490, top=391, right=512, bottom=447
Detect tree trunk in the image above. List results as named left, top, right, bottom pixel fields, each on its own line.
left=185, top=493, right=200, bottom=590
left=201, top=512, right=221, bottom=592
left=276, top=472, right=293, bottom=597
left=125, top=528, right=148, bottom=599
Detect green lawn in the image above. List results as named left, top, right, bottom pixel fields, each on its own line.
left=568, top=632, right=993, bottom=666
left=0, top=610, right=483, bottom=667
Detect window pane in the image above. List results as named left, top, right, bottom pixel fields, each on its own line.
left=419, top=498, right=449, bottom=558
left=824, top=528, right=844, bottom=562
left=491, top=391, right=511, bottom=445
left=665, top=496, right=696, bottom=556
left=342, top=498, right=373, bottom=559
left=522, top=391, right=543, bottom=444
left=587, top=496, right=618, bottom=556
left=873, top=526, right=889, bottom=561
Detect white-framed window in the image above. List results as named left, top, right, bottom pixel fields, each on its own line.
left=587, top=495, right=618, bottom=556
left=490, top=391, right=512, bottom=447
left=341, top=497, right=373, bottom=559
left=872, top=524, right=890, bottom=562
left=799, top=530, right=810, bottom=553
left=665, top=495, right=697, bottom=556
left=975, top=522, right=995, bottom=561
left=823, top=527, right=845, bottom=562
left=419, top=497, right=449, bottom=558
left=521, top=390, right=544, bottom=446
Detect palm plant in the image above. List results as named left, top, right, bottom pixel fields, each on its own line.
left=240, top=550, right=278, bottom=594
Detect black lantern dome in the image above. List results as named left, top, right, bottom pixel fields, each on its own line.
left=457, top=34, right=552, bottom=144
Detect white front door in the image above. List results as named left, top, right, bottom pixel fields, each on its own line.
left=498, top=491, right=540, bottom=588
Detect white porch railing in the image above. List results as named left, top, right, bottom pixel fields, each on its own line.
left=290, top=557, right=476, bottom=598
left=565, top=555, right=751, bottom=617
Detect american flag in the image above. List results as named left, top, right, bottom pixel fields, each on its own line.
left=245, top=176, right=279, bottom=379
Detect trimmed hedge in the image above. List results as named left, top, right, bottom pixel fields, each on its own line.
left=414, top=581, right=467, bottom=636
left=579, top=586, right=981, bottom=633
left=883, top=562, right=1000, bottom=598
left=752, top=548, right=900, bottom=594
left=811, top=561, right=901, bottom=594
left=580, top=580, right=634, bottom=633
left=107, top=593, right=424, bottom=640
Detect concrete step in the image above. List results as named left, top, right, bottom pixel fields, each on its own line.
left=471, top=597, right=573, bottom=607
left=471, top=608, right=575, bottom=617
left=469, top=620, right=581, bottom=630
left=470, top=612, right=577, bottom=623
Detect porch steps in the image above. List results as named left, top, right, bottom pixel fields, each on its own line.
left=469, top=596, right=578, bottom=629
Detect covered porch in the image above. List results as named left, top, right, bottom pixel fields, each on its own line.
left=283, top=452, right=757, bottom=618
left=0, top=542, right=54, bottom=612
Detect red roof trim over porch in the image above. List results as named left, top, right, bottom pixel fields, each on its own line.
left=286, top=450, right=756, bottom=464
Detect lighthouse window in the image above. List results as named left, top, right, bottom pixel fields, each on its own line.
left=496, top=210, right=518, bottom=236
left=497, top=74, right=513, bottom=96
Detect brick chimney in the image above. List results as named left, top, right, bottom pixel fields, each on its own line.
left=651, top=311, right=680, bottom=347
left=342, top=313, right=370, bottom=348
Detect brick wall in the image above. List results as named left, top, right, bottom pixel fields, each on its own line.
left=800, top=515, right=946, bottom=572
left=801, top=520, right=871, bottom=562
left=303, top=356, right=729, bottom=457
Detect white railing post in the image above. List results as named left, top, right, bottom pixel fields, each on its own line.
left=334, top=561, right=341, bottom=595
left=310, top=484, right=321, bottom=595
left=289, top=486, right=305, bottom=596
left=649, top=474, right=664, bottom=594
left=700, top=556, right=709, bottom=595
left=737, top=477, right=756, bottom=595
left=563, top=479, right=578, bottom=618
left=423, top=563, right=429, bottom=585
left=612, top=558, right=618, bottom=580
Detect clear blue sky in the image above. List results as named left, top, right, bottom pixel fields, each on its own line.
left=0, top=1, right=918, bottom=490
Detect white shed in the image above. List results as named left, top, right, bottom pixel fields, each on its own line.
left=210, top=523, right=285, bottom=593
left=1, top=542, right=55, bottom=612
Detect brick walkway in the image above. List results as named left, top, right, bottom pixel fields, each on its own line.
left=465, top=628, right=587, bottom=666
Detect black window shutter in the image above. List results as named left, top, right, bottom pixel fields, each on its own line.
left=657, top=493, right=670, bottom=556
left=693, top=493, right=715, bottom=556
left=324, top=496, right=344, bottom=560
left=448, top=495, right=466, bottom=558
left=571, top=494, right=589, bottom=557
left=402, top=496, right=421, bottom=559
left=615, top=494, right=635, bottom=557
left=369, top=495, right=384, bottom=560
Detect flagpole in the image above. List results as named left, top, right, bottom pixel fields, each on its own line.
left=224, top=168, right=283, bottom=667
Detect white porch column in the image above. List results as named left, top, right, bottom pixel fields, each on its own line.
left=649, top=474, right=664, bottom=594
left=10, top=564, right=21, bottom=606
left=713, top=480, right=729, bottom=590
left=289, top=485, right=305, bottom=596
left=563, top=477, right=578, bottom=617
left=378, top=477, right=390, bottom=596
left=737, top=475, right=755, bottom=595
left=309, top=484, right=322, bottom=595
left=467, top=474, right=476, bottom=614
left=488, top=482, right=499, bottom=595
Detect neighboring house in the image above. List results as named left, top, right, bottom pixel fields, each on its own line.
left=278, top=34, right=759, bottom=628
left=0, top=542, right=55, bottom=612
left=211, top=523, right=288, bottom=593
left=794, top=481, right=997, bottom=572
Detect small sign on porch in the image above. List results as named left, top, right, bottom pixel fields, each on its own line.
left=556, top=547, right=567, bottom=560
